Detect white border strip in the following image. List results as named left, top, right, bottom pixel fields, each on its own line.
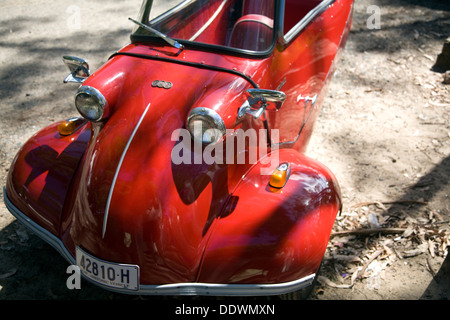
left=102, top=103, right=152, bottom=238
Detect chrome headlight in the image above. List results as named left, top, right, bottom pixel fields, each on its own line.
left=74, top=86, right=107, bottom=122
left=187, top=107, right=226, bottom=145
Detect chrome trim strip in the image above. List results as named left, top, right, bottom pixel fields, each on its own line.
left=149, top=0, right=195, bottom=27
left=102, top=103, right=151, bottom=238
left=133, top=0, right=279, bottom=57
left=282, top=0, right=336, bottom=45
left=117, top=274, right=316, bottom=296
left=3, top=188, right=315, bottom=296
left=272, top=94, right=318, bottom=147
left=273, top=0, right=353, bottom=147
left=189, top=0, right=229, bottom=41
left=3, top=187, right=75, bottom=264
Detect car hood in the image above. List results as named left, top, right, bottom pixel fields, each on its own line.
left=68, top=45, right=261, bottom=284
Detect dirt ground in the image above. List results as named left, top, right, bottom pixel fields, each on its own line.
left=0, top=0, right=449, bottom=300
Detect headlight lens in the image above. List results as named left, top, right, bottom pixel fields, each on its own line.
left=74, top=86, right=107, bottom=122
left=187, top=107, right=226, bottom=145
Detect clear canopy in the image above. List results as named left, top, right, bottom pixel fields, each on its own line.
left=133, top=0, right=276, bottom=52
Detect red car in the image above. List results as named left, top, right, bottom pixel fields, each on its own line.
left=4, top=0, right=353, bottom=297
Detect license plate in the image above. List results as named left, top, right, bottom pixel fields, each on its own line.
left=76, top=247, right=139, bottom=291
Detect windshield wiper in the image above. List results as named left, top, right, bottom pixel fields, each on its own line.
left=129, top=17, right=184, bottom=50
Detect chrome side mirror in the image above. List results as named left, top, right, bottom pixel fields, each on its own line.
left=63, top=56, right=90, bottom=84
left=238, top=89, right=286, bottom=119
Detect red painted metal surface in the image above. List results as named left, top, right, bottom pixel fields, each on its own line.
left=5, top=0, right=353, bottom=292
left=198, top=148, right=341, bottom=284
left=6, top=122, right=91, bottom=236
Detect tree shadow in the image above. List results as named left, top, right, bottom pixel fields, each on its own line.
left=349, top=0, right=450, bottom=54
left=0, top=4, right=145, bottom=300
left=392, top=155, right=449, bottom=300
left=406, top=155, right=450, bottom=300
left=387, top=0, right=450, bottom=12
left=396, top=155, right=449, bottom=206
left=170, top=138, right=235, bottom=237
left=0, top=14, right=131, bottom=125
left=0, top=219, right=116, bottom=299
left=421, top=252, right=450, bottom=299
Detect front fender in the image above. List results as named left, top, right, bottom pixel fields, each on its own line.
left=5, top=120, right=91, bottom=236
left=197, top=148, right=341, bottom=285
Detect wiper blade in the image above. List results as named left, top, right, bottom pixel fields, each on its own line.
left=129, top=17, right=184, bottom=50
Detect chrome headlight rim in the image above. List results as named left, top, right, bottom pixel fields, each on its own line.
left=74, top=86, right=107, bottom=122
left=187, top=107, right=226, bottom=145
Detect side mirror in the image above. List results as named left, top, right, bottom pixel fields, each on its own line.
left=63, top=56, right=90, bottom=84
left=238, top=89, right=286, bottom=119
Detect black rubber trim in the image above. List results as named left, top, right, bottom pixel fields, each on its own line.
left=108, top=51, right=259, bottom=88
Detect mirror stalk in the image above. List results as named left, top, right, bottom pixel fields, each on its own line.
left=238, top=89, right=286, bottom=119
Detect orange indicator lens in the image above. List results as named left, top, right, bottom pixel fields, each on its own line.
left=269, top=162, right=291, bottom=189
left=57, top=117, right=86, bottom=136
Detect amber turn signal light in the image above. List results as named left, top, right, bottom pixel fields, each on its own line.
left=269, top=162, right=291, bottom=189
left=57, top=117, right=86, bottom=136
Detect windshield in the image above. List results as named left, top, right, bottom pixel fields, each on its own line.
left=132, top=0, right=276, bottom=53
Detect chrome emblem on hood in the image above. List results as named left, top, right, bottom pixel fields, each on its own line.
left=152, top=80, right=172, bottom=89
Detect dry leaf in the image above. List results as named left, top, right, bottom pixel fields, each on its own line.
left=402, top=225, right=415, bottom=238
left=403, top=243, right=428, bottom=258
left=428, top=239, right=435, bottom=258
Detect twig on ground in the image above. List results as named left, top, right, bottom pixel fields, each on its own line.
left=331, top=227, right=407, bottom=237
left=351, top=200, right=428, bottom=209
left=354, top=249, right=384, bottom=281
left=317, top=275, right=353, bottom=289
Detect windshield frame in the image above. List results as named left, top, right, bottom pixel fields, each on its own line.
left=130, top=0, right=282, bottom=58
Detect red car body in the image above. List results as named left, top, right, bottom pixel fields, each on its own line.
left=4, top=0, right=353, bottom=296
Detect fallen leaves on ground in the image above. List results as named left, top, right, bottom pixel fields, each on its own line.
left=319, top=200, right=449, bottom=291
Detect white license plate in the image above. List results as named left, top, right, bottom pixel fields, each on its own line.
left=76, top=247, right=139, bottom=291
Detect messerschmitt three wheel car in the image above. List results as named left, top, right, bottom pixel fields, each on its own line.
left=4, top=0, right=353, bottom=297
